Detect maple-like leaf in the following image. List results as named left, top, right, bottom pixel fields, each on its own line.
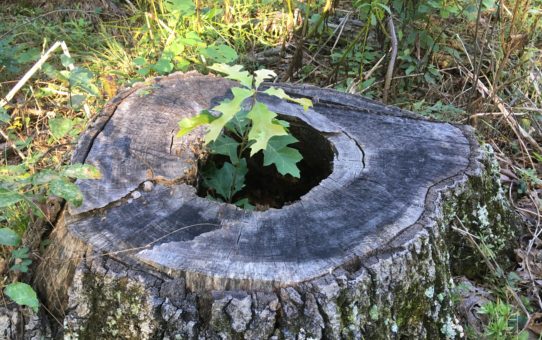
left=225, top=110, right=250, bottom=137
left=263, top=135, right=302, bottom=177
left=254, top=69, right=276, bottom=89
left=205, top=87, right=253, bottom=144
left=203, top=159, right=248, bottom=202
left=246, top=102, right=287, bottom=156
left=208, top=63, right=253, bottom=89
left=177, top=110, right=215, bottom=138
left=263, top=87, right=313, bottom=111
left=209, top=135, right=240, bottom=165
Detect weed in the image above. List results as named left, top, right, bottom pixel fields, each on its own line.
left=478, top=300, right=529, bottom=338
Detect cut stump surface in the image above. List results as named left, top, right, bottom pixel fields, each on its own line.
left=35, top=72, right=518, bottom=339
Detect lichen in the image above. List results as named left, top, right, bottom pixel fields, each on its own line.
left=425, top=287, right=435, bottom=299
left=63, top=262, right=163, bottom=339
left=445, top=144, right=520, bottom=278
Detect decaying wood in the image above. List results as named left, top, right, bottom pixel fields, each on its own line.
left=34, top=72, right=520, bottom=339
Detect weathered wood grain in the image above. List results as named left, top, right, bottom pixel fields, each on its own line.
left=34, top=72, right=519, bottom=339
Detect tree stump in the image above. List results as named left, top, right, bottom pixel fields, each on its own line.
left=34, top=72, right=518, bottom=339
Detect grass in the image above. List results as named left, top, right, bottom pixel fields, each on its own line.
left=0, top=0, right=541, bottom=337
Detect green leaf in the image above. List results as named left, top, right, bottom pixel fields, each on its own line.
left=60, top=55, right=74, bottom=68
left=153, top=58, right=174, bottom=75
left=263, top=135, right=302, bottom=177
left=263, top=87, right=313, bottom=111
left=208, top=64, right=253, bottom=89
left=69, top=67, right=99, bottom=96
left=0, top=228, right=21, bottom=246
left=179, top=32, right=205, bottom=47
left=68, top=94, right=87, bottom=110
left=61, top=164, right=102, bottom=180
left=17, top=48, right=40, bottom=64
left=4, top=283, right=39, bottom=312
left=32, top=169, right=59, bottom=185
left=254, top=69, right=276, bottom=89
left=0, top=188, right=23, bottom=208
left=200, top=45, right=238, bottom=64
left=137, top=66, right=151, bottom=76
left=205, top=87, right=253, bottom=143
left=234, top=198, right=254, bottom=210
left=177, top=111, right=215, bottom=138
left=164, top=40, right=185, bottom=57
left=133, top=56, right=147, bottom=66
left=11, top=246, right=29, bottom=259
left=203, top=159, right=247, bottom=202
left=225, top=110, right=250, bottom=136
left=0, top=107, right=10, bottom=123
left=209, top=135, right=240, bottom=165
left=49, top=117, right=75, bottom=140
left=0, top=165, right=29, bottom=183
left=164, top=0, right=195, bottom=16
left=48, top=178, right=83, bottom=207
left=11, top=259, right=32, bottom=273
left=10, top=247, right=31, bottom=272
left=246, top=102, right=287, bottom=156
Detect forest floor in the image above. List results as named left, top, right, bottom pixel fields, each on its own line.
left=0, top=0, right=541, bottom=337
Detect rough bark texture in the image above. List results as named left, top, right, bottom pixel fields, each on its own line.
left=32, top=72, right=519, bottom=339
left=0, top=304, right=52, bottom=340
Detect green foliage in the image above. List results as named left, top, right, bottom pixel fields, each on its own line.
left=205, top=87, right=253, bottom=144
left=246, top=102, right=288, bottom=156
left=517, top=168, right=542, bottom=195
left=3, top=282, right=39, bottom=312
left=263, top=135, right=303, bottom=177
left=0, top=227, right=21, bottom=246
left=10, top=246, right=31, bottom=273
left=178, top=63, right=312, bottom=206
left=202, top=159, right=248, bottom=202
left=412, top=100, right=466, bottom=121
left=478, top=300, right=528, bottom=339
left=49, top=117, right=76, bottom=140
left=1, top=163, right=101, bottom=208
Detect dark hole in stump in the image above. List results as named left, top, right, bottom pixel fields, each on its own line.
left=195, top=116, right=334, bottom=209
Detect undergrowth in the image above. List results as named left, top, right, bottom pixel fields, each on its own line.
left=0, top=0, right=541, bottom=337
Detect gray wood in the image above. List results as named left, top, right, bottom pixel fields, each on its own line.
left=34, top=72, right=518, bottom=339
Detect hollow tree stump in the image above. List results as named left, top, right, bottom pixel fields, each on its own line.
left=35, top=72, right=518, bottom=339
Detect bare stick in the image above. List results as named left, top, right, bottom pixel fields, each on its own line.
left=383, top=15, right=398, bottom=103
left=0, top=133, right=26, bottom=160
left=0, top=41, right=62, bottom=108
left=0, top=41, right=66, bottom=160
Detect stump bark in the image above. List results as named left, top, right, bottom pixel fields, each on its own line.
left=34, top=72, right=519, bottom=339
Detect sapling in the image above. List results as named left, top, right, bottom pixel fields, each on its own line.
left=177, top=64, right=312, bottom=208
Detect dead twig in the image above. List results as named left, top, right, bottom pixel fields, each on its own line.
left=0, top=41, right=63, bottom=108
left=0, top=41, right=93, bottom=160
left=461, top=66, right=540, bottom=166
left=383, top=15, right=398, bottom=103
